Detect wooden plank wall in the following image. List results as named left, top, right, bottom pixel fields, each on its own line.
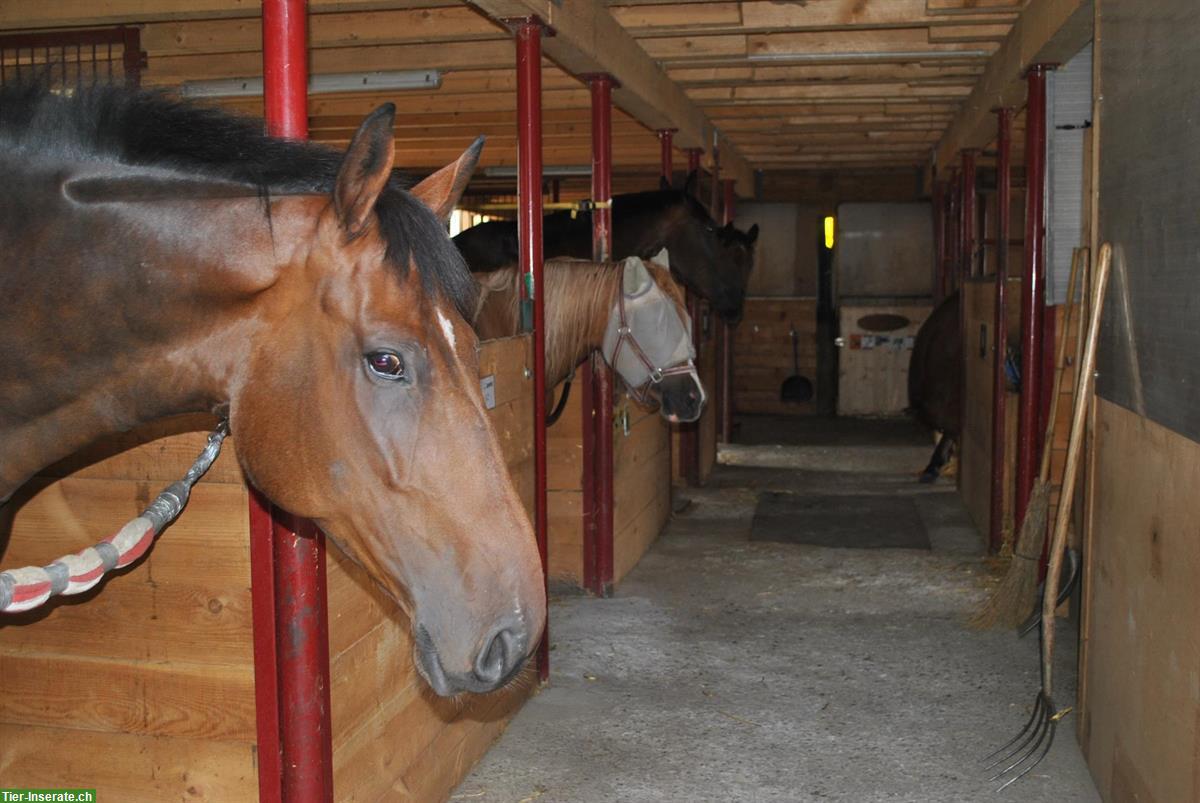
left=548, top=373, right=672, bottom=589
left=0, top=417, right=258, bottom=800
left=1080, top=400, right=1200, bottom=802
left=959, top=278, right=1021, bottom=542
left=732, top=297, right=819, bottom=416
left=0, top=336, right=536, bottom=802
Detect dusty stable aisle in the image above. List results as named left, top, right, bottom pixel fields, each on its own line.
left=454, top=418, right=1100, bottom=803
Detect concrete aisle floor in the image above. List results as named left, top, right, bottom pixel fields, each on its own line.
left=453, top=418, right=1100, bottom=803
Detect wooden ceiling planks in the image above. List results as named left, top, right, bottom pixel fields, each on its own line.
left=0, top=0, right=1041, bottom=176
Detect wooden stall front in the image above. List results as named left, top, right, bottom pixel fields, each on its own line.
left=548, top=379, right=671, bottom=590
left=0, top=335, right=535, bottom=801
left=732, top=297, right=819, bottom=418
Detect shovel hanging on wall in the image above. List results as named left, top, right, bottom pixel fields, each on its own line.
left=780, top=325, right=814, bottom=403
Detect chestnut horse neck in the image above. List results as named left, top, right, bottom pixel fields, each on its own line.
left=472, top=257, right=684, bottom=388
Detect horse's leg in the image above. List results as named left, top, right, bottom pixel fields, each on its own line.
left=919, top=433, right=955, bottom=484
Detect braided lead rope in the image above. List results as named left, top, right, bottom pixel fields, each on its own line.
left=0, top=420, right=230, bottom=613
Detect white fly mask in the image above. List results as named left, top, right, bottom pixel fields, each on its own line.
left=601, top=255, right=706, bottom=410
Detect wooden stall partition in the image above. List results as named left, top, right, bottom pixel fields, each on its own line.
left=0, top=419, right=258, bottom=800
left=546, top=378, right=586, bottom=588
left=327, top=333, right=536, bottom=802
left=959, top=278, right=1022, bottom=542
left=0, top=335, right=536, bottom=802
left=1080, top=399, right=1200, bottom=802
left=612, top=398, right=671, bottom=585
left=548, top=379, right=671, bottom=590
left=731, top=297, right=819, bottom=417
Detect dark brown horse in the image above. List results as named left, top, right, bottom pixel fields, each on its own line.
left=908, top=292, right=961, bottom=482
left=472, top=254, right=706, bottom=423
left=453, top=174, right=752, bottom=321
left=0, top=85, right=544, bottom=696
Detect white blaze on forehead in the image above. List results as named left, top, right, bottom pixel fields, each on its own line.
left=436, top=307, right=457, bottom=351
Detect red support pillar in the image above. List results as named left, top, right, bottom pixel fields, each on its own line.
left=989, top=107, right=1013, bottom=554
left=513, top=17, right=550, bottom=679
left=585, top=73, right=615, bottom=597
left=657, top=129, right=676, bottom=183
left=254, top=2, right=334, bottom=801
left=686, top=147, right=702, bottom=176
left=1015, top=64, right=1050, bottom=536
left=719, top=178, right=735, bottom=444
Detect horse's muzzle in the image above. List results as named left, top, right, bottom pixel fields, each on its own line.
left=414, top=617, right=530, bottom=696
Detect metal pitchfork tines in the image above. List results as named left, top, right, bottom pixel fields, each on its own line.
left=983, top=690, right=1071, bottom=791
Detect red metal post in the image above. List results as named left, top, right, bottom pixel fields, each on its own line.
left=686, top=147, right=702, bottom=176
left=586, top=74, right=615, bottom=596
left=513, top=18, right=550, bottom=681
left=719, top=178, right=736, bottom=444
left=254, top=2, right=334, bottom=801
left=1015, top=64, right=1050, bottom=534
left=989, top=108, right=1013, bottom=554
left=657, top=129, right=676, bottom=182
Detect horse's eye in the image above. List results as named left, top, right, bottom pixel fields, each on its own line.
left=365, top=350, right=407, bottom=381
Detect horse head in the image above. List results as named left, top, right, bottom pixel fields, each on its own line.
left=230, top=108, right=544, bottom=696
left=602, top=252, right=706, bottom=423
left=652, top=174, right=752, bottom=322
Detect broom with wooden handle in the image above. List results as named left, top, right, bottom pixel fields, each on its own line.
left=971, top=246, right=1087, bottom=630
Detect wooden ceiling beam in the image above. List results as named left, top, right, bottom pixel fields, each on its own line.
left=933, top=0, right=1093, bottom=170
left=464, top=0, right=755, bottom=194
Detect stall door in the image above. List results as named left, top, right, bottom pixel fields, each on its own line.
left=836, top=304, right=931, bottom=416
left=833, top=202, right=933, bottom=416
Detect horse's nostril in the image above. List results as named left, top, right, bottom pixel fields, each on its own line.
left=473, top=625, right=524, bottom=687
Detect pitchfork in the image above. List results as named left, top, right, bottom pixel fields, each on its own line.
left=984, top=243, right=1112, bottom=792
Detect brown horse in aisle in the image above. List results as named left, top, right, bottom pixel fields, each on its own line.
left=0, top=84, right=544, bottom=696
left=472, top=254, right=706, bottom=423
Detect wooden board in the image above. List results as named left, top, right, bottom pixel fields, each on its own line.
left=548, top=369, right=672, bottom=589
left=1080, top=399, right=1200, bottom=802
left=958, top=278, right=1022, bottom=542
left=732, top=297, right=819, bottom=417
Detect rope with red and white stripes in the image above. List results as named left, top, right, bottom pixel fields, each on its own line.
left=0, top=421, right=229, bottom=613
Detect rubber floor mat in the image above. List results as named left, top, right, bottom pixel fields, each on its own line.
left=750, top=492, right=930, bottom=550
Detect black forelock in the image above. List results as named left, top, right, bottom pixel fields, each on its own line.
left=0, top=81, right=477, bottom=317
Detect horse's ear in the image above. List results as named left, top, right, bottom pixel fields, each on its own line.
left=335, top=103, right=396, bottom=237
left=683, top=170, right=698, bottom=197
left=411, top=136, right=485, bottom=223
left=721, top=221, right=735, bottom=234
left=747, top=223, right=759, bottom=244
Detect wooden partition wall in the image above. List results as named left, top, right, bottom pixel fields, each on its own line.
left=733, top=297, right=819, bottom=417
left=548, top=379, right=671, bottom=589
left=0, top=335, right=535, bottom=801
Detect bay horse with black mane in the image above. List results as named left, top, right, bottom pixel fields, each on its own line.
left=453, top=174, right=753, bottom=321
left=0, top=84, right=544, bottom=696
left=472, top=254, right=706, bottom=423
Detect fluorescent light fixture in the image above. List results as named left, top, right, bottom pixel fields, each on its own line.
left=747, top=50, right=989, bottom=63
left=180, top=69, right=441, bottom=98
left=483, top=165, right=592, bottom=178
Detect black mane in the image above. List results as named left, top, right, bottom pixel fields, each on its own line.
left=0, top=82, right=476, bottom=316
